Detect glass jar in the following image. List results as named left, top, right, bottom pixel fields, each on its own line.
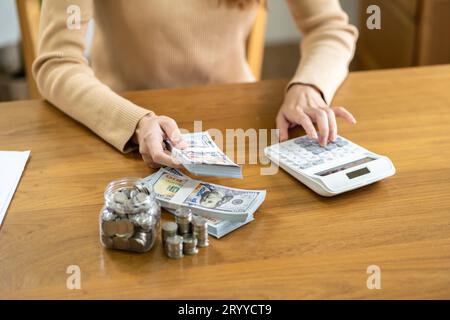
left=99, top=177, right=160, bottom=253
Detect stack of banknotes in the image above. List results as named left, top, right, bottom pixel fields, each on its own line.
left=140, top=167, right=266, bottom=223
left=165, top=131, right=242, bottom=178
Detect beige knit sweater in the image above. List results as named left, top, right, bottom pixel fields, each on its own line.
left=33, top=0, right=358, bottom=152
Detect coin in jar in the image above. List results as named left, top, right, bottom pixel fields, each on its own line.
left=112, top=236, right=130, bottom=250
left=102, top=220, right=117, bottom=237
left=115, top=219, right=135, bottom=238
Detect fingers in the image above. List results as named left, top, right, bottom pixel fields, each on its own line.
left=145, top=131, right=181, bottom=168
left=324, top=108, right=337, bottom=142
left=141, top=152, right=160, bottom=169
left=297, top=111, right=318, bottom=140
left=150, top=147, right=181, bottom=168
left=278, top=84, right=357, bottom=146
left=276, top=112, right=290, bottom=142
left=306, top=108, right=329, bottom=146
left=158, top=116, right=186, bottom=148
left=333, top=106, right=357, bottom=124
left=152, top=150, right=182, bottom=168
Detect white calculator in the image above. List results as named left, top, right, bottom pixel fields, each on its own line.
left=264, top=135, right=396, bottom=196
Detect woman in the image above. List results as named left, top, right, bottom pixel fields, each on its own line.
left=33, top=0, right=358, bottom=168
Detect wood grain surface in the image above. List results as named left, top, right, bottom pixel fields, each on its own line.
left=0, top=65, right=449, bottom=299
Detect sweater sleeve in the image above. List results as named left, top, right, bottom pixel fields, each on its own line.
left=32, top=0, right=151, bottom=153
left=286, top=0, right=358, bottom=104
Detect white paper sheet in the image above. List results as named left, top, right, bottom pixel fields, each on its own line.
left=0, top=151, right=30, bottom=227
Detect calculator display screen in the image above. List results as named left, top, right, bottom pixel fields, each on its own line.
left=315, top=157, right=375, bottom=177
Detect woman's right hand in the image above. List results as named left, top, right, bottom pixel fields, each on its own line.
left=135, top=113, right=187, bottom=168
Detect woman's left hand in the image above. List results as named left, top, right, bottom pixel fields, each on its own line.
left=276, top=84, right=356, bottom=146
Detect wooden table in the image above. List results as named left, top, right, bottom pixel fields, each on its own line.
left=1, top=65, right=450, bottom=299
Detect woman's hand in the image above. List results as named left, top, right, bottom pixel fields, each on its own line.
left=276, top=84, right=356, bottom=146
left=135, top=113, right=187, bottom=168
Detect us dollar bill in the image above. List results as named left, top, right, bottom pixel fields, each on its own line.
left=141, top=167, right=265, bottom=222
left=165, top=131, right=242, bottom=178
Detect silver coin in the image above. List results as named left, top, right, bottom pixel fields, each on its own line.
left=102, top=208, right=116, bottom=221
left=192, top=216, right=207, bottom=228
left=162, top=221, right=178, bottom=234
left=134, top=192, right=148, bottom=203
left=115, top=219, right=135, bottom=238
left=139, top=215, right=154, bottom=232
left=129, top=232, right=152, bottom=252
left=102, top=220, right=117, bottom=237
left=165, top=239, right=182, bottom=247
left=165, top=235, right=184, bottom=259
left=177, top=223, right=191, bottom=235
left=135, top=183, right=150, bottom=195
left=175, top=207, right=192, bottom=222
left=162, top=222, right=178, bottom=245
left=128, top=213, right=141, bottom=226
left=124, top=198, right=137, bottom=214
left=113, top=190, right=128, bottom=204
left=183, top=234, right=200, bottom=254
left=112, top=236, right=130, bottom=250
left=113, top=202, right=127, bottom=215
left=197, top=239, right=209, bottom=248
left=166, top=235, right=183, bottom=246
left=129, top=189, right=138, bottom=200
left=166, top=252, right=183, bottom=259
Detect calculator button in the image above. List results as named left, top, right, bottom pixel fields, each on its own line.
left=299, top=163, right=312, bottom=169
left=300, top=151, right=309, bottom=157
left=336, top=140, right=348, bottom=147
left=311, top=148, right=325, bottom=155
left=312, top=159, right=324, bottom=166
left=325, top=144, right=337, bottom=151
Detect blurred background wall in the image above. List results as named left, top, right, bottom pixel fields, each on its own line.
left=262, top=0, right=360, bottom=78
left=0, top=0, right=449, bottom=101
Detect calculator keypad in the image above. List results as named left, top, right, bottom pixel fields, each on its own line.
left=267, top=136, right=363, bottom=170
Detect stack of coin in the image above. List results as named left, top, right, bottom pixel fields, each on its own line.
left=182, top=235, right=199, bottom=255
left=165, top=235, right=184, bottom=259
left=175, top=207, right=193, bottom=235
left=192, top=216, right=209, bottom=248
left=162, top=221, right=178, bottom=246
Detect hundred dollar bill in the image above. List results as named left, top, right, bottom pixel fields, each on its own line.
left=141, top=167, right=265, bottom=222
left=165, top=131, right=242, bottom=178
